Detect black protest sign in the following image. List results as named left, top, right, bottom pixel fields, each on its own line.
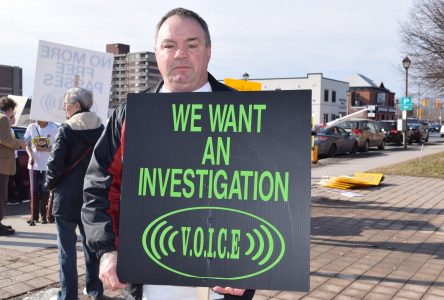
left=118, top=90, right=311, bottom=291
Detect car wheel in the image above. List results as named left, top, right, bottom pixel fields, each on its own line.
left=360, top=140, right=369, bottom=152
left=328, top=144, right=337, bottom=157
left=350, top=142, right=358, bottom=154
left=378, top=139, right=386, bottom=150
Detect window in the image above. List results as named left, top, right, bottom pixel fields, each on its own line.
left=353, top=92, right=361, bottom=106
left=323, top=114, right=329, bottom=123
left=331, top=114, right=336, bottom=121
left=332, top=91, right=336, bottom=103
left=324, top=90, right=329, bottom=102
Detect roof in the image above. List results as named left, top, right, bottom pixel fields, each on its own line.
left=345, top=74, right=379, bottom=88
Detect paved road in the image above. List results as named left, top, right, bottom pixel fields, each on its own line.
left=2, top=134, right=444, bottom=299
left=312, top=133, right=444, bottom=179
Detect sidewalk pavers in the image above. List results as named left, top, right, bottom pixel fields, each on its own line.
left=1, top=175, right=444, bottom=299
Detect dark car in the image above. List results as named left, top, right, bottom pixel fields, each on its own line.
left=428, top=123, right=441, bottom=133
left=378, top=120, right=413, bottom=146
left=314, top=125, right=358, bottom=157
left=407, top=118, right=429, bottom=143
left=8, top=126, right=30, bottom=202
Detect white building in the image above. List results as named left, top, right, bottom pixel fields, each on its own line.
left=249, top=73, right=349, bottom=125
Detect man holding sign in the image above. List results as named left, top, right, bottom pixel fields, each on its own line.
left=82, top=8, right=254, bottom=300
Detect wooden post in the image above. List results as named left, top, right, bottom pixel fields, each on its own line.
left=196, top=287, right=211, bottom=300
left=74, top=74, right=80, bottom=87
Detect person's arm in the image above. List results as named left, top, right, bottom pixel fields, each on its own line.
left=0, top=116, right=26, bottom=149
left=23, top=124, right=34, bottom=164
left=25, top=144, right=34, bottom=166
left=45, top=126, right=69, bottom=190
left=82, top=104, right=127, bottom=290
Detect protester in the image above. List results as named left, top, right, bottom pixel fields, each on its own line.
left=0, top=96, right=27, bottom=235
left=82, top=7, right=254, bottom=300
left=7, top=113, right=27, bottom=205
left=24, top=120, right=58, bottom=223
left=46, top=87, right=104, bottom=300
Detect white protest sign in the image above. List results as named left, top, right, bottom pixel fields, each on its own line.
left=32, top=40, right=113, bottom=124
left=8, top=95, right=28, bottom=126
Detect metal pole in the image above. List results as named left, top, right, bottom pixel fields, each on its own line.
left=403, top=67, right=408, bottom=149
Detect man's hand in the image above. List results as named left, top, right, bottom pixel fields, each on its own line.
left=99, top=251, right=128, bottom=291
left=28, top=156, right=34, bottom=166
left=212, top=286, right=245, bottom=296
left=18, top=139, right=27, bottom=149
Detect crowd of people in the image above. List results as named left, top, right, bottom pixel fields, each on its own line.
left=0, top=7, right=256, bottom=300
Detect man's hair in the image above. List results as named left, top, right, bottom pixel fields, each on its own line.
left=64, top=87, right=93, bottom=111
left=155, top=7, right=211, bottom=47
left=0, top=96, right=17, bottom=112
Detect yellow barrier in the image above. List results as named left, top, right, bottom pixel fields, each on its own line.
left=311, top=145, right=318, bottom=164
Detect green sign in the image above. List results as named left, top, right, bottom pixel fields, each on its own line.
left=118, top=91, right=311, bottom=291
left=401, top=97, right=412, bottom=111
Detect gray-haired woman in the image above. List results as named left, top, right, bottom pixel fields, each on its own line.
left=46, top=87, right=104, bottom=300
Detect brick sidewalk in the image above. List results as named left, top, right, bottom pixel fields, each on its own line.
left=1, top=175, right=444, bottom=299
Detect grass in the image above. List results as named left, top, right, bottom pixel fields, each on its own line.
left=370, top=151, right=444, bottom=179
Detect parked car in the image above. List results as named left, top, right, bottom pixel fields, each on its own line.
left=314, top=125, right=358, bottom=157
left=428, top=123, right=441, bottom=133
left=336, top=118, right=386, bottom=152
left=407, top=118, right=429, bottom=143
left=378, top=120, right=413, bottom=146
left=8, top=126, right=30, bottom=201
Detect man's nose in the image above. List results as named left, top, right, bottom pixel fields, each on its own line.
left=174, top=47, right=188, bottom=59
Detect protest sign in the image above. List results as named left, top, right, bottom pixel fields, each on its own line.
left=118, top=90, right=311, bottom=291
left=31, top=40, right=113, bottom=123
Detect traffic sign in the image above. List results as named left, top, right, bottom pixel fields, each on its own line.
left=400, top=97, right=412, bottom=111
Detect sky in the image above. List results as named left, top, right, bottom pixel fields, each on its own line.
left=2, top=0, right=416, bottom=98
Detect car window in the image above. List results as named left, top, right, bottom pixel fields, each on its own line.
left=372, top=122, right=382, bottom=131
left=341, top=121, right=358, bottom=130
left=13, top=128, right=25, bottom=139
left=337, top=127, right=348, bottom=136
left=363, top=121, right=372, bottom=130
left=378, top=122, right=395, bottom=131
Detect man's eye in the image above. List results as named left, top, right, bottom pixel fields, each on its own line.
left=188, top=44, right=198, bottom=49
left=163, top=44, right=174, bottom=49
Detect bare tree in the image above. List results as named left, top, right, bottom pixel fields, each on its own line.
left=400, top=0, right=444, bottom=95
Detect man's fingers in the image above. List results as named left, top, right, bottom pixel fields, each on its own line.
left=108, top=272, right=128, bottom=290
left=212, top=286, right=245, bottom=296
left=100, top=271, right=127, bottom=290
left=99, top=251, right=128, bottom=291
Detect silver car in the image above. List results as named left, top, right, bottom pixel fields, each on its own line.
left=336, top=118, right=386, bottom=152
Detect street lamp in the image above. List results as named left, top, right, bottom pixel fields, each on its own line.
left=402, top=56, right=411, bottom=149
left=402, top=56, right=411, bottom=99
left=242, top=72, right=249, bottom=81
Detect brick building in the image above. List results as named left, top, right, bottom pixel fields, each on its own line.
left=0, top=65, right=22, bottom=97
left=346, top=74, right=396, bottom=120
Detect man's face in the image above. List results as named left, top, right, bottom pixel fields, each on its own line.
left=155, top=15, right=211, bottom=92
left=4, top=108, right=14, bottom=119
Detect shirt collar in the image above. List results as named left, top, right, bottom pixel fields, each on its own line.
left=160, top=81, right=212, bottom=93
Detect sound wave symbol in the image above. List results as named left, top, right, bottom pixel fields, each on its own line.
left=142, top=207, right=286, bottom=280
left=149, top=220, right=179, bottom=260
left=245, top=225, right=274, bottom=266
